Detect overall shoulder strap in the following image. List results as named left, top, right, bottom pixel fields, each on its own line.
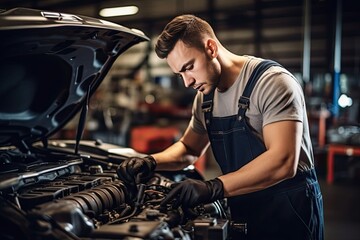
left=238, top=60, right=282, bottom=113
left=201, top=89, right=215, bottom=126
left=201, top=59, right=282, bottom=126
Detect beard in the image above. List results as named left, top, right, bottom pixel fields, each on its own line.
left=202, top=60, right=221, bottom=95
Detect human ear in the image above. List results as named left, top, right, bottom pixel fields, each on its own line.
left=206, top=39, right=218, bottom=58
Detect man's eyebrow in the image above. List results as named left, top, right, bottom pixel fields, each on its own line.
left=179, top=59, right=194, bottom=73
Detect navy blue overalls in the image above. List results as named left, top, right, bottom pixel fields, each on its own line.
left=202, top=60, right=324, bottom=240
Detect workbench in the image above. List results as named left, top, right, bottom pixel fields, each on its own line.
left=327, top=144, right=360, bottom=184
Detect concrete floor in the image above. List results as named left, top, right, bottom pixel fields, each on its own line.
left=320, top=178, right=360, bottom=240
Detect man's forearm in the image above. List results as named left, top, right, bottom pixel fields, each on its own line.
left=151, top=141, right=197, bottom=171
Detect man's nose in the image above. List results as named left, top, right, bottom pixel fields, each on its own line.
left=182, top=73, right=195, bottom=88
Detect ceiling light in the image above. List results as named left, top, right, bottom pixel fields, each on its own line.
left=338, top=94, right=353, bottom=108
left=99, top=6, right=138, bottom=17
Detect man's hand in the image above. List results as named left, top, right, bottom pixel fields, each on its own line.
left=116, top=156, right=157, bottom=186
left=160, top=178, right=224, bottom=209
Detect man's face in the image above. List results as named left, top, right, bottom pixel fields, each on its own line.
left=166, top=40, right=220, bottom=95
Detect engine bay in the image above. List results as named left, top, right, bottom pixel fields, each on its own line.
left=0, top=140, right=232, bottom=240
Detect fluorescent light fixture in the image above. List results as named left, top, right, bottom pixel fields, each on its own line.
left=99, top=6, right=138, bottom=17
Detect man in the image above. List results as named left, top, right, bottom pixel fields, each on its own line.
left=117, top=14, right=324, bottom=239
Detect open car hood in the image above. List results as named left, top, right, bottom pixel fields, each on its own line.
left=0, top=7, right=149, bottom=150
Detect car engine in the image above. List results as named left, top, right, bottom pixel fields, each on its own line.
left=0, top=140, right=231, bottom=240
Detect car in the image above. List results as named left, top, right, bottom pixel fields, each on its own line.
left=0, top=7, right=230, bottom=240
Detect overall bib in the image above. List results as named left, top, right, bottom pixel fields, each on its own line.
left=202, top=60, right=324, bottom=240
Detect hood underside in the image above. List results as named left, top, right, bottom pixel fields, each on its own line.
left=0, top=8, right=149, bottom=149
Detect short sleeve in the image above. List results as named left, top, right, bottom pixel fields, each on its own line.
left=254, top=67, right=305, bottom=127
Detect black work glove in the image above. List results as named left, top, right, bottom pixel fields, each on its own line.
left=160, top=178, right=224, bottom=209
left=116, top=156, right=157, bottom=186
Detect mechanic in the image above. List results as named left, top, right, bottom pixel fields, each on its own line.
left=117, top=14, right=324, bottom=240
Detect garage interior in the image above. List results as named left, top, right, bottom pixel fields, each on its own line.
left=1, top=0, right=359, bottom=239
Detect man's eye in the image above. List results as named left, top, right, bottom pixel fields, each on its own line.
left=176, top=74, right=183, bottom=80
left=186, top=65, right=194, bottom=71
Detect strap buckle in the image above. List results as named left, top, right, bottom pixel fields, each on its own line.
left=238, top=96, right=250, bottom=109
left=202, top=100, right=213, bottom=112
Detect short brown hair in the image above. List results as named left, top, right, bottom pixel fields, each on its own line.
left=155, top=14, right=215, bottom=59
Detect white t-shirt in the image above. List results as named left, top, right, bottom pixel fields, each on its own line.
left=190, top=56, right=314, bottom=171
